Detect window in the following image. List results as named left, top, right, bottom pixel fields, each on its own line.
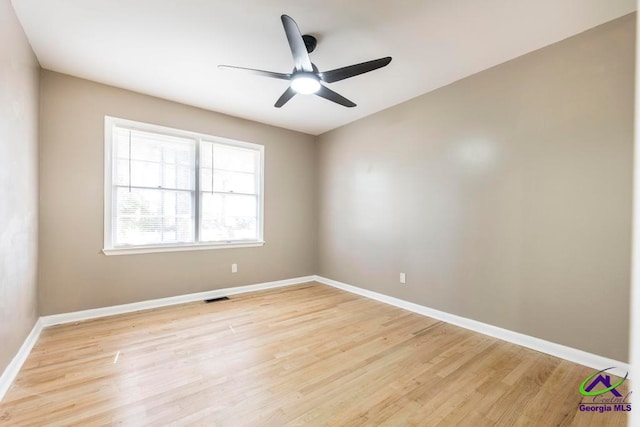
left=104, top=117, right=264, bottom=255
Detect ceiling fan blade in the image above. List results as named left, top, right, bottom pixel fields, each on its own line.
left=218, top=65, right=291, bottom=80
left=321, top=57, right=392, bottom=83
left=275, top=87, right=296, bottom=108
left=316, top=85, right=356, bottom=107
left=281, top=15, right=313, bottom=72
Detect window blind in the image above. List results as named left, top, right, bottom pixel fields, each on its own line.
left=199, top=141, right=259, bottom=242
left=113, top=127, right=196, bottom=246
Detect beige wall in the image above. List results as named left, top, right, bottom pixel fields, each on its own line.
left=0, top=0, right=40, bottom=374
left=317, top=14, right=634, bottom=362
left=38, top=71, right=317, bottom=315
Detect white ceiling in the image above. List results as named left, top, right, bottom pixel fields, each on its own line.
left=11, top=0, right=636, bottom=135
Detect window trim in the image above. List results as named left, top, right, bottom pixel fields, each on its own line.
left=103, top=116, right=265, bottom=256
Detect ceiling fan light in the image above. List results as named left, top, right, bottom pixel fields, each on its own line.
left=291, top=75, right=321, bottom=94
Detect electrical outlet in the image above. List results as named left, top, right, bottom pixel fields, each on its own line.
left=400, top=272, right=406, bottom=284
left=232, top=263, right=238, bottom=273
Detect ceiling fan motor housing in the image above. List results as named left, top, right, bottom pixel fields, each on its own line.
left=302, top=35, right=317, bottom=53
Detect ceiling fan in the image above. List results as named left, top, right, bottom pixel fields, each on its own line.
left=218, top=15, right=392, bottom=108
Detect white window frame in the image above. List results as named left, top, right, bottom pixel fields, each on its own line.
left=103, top=116, right=265, bottom=255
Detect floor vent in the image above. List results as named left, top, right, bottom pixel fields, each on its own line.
left=204, top=296, right=229, bottom=303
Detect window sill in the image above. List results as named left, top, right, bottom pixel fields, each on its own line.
left=102, top=241, right=265, bottom=256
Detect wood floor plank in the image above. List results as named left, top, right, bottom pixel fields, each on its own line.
left=0, top=283, right=629, bottom=426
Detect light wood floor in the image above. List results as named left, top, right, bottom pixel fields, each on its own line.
left=0, top=283, right=629, bottom=426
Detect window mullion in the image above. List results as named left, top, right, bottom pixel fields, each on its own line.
left=160, top=147, right=165, bottom=242
left=255, top=153, right=261, bottom=239
left=194, top=138, right=201, bottom=243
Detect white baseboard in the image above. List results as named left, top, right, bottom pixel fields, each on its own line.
left=41, top=275, right=316, bottom=327
left=0, top=318, right=43, bottom=402
left=314, top=275, right=630, bottom=378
